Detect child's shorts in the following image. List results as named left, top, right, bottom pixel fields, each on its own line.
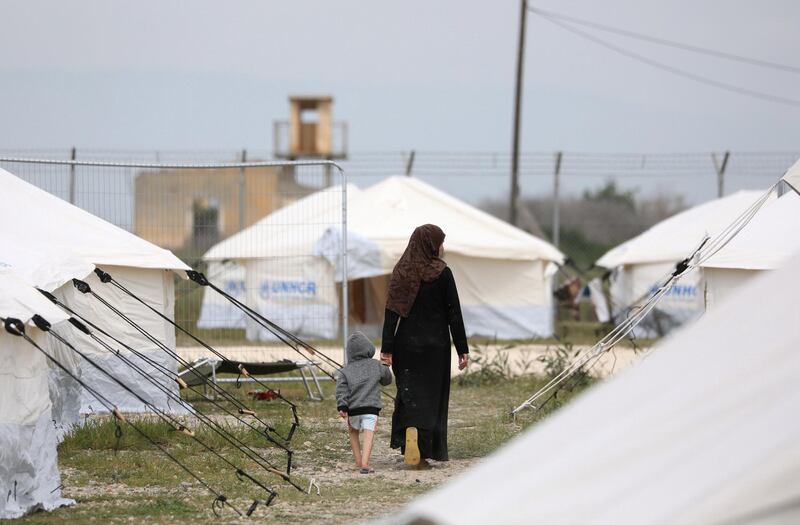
left=348, top=414, right=378, bottom=431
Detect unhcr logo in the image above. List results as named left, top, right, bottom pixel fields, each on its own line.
left=223, top=280, right=246, bottom=296
left=259, top=280, right=317, bottom=299
left=649, top=283, right=697, bottom=299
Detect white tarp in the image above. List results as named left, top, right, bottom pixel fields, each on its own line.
left=0, top=168, right=189, bottom=418
left=596, top=190, right=764, bottom=334
left=200, top=177, right=565, bottom=340
left=0, top=268, right=73, bottom=519
left=701, top=190, right=800, bottom=309
left=383, top=249, right=800, bottom=525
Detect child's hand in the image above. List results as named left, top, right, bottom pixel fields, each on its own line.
left=338, top=410, right=347, bottom=419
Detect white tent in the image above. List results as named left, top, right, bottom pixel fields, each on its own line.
left=596, top=190, right=763, bottom=335
left=340, top=176, right=565, bottom=338
left=701, top=189, right=800, bottom=309
left=200, top=177, right=564, bottom=340
left=0, top=268, right=73, bottom=519
left=382, top=249, right=800, bottom=525
left=0, top=168, right=190, bottom=420
left=197, top=184, right=376, bottom=339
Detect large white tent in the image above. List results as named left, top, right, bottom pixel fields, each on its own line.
left=197, top=184, right=377, bottom=339
left=596, top=190, right=763, bottom=335
left=701, top=180, right=800, bottom=309
left=199, top=177, right=564, bottom=340
left=0, top=168, right=190, bottom=421
left=340, top=176, right=565, bottom=338
left=0, top=268, right=73, bottom=519
left=382, top=249, right=800, bottom=525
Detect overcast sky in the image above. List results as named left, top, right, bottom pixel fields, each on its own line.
left=1, top=0, right=798, bottom=154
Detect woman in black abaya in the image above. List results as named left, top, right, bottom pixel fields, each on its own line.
left=380, top=224, right=469, bottom=467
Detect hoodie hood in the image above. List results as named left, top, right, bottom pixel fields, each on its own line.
left=346, top=331, right=375, bottom=361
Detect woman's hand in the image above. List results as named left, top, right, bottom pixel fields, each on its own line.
left=458, top=353, right=469, bottom=370
left=380, top=352, right=393, bottom=366
left=338, top=410, right=347, bottom=420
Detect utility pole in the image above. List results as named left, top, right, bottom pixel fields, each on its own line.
left=552, top=151, right=563, bottom=248
left=510, top=0, right=528, bottom=226
left=712, top=151, right=730, bottom=198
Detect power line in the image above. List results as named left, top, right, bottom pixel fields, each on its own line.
left=533, top=12, right=800, bottom=107
left=530, top=7, right=800, bottom=74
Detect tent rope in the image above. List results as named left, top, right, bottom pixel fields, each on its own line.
left=94, top=267, right=300, bottom=439
left=38, top=288, right=298, bottom=472
left=47, top=315, right=300, bottom=487
left=1, top=316, right=243, bottom=518
left=511, top=182, right=779, bottom=415
left=64, top=280, right=298, bottom=449
left=33, top=315, right=286, bottom=502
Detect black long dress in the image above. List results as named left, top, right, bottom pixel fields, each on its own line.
left=381, top=266, right=468, bottom=461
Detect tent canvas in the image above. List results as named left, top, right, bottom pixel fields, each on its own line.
left=596, top=190, right=764, bottom=335
left=0, top=268, right=73, bottom=519
left=197, top=184, right=379, bottom=339
left=701, top=190, right=800, bottom=309
left=782, top=158, right=800, bottom=194
left=383, top=249, right=800, bottom=525
left=200, top=177, right=564, bottom=341
left=0, top=168, right=190, bottom=418
left=340, top=176, right=564, bottom=339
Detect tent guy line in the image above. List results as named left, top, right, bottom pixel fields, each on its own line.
left=95, top=267, right=300, bottom=440
left=51, top=309, right=299, bottom=485
left=0, top=316, right=244, bottom=519
left=187, top=270, right=397, bottom=402
left=35, top=315, right=284, bottom=508
left=41, top=284, right=299, bottom=467
left=511, top=179, right=782, bottom=416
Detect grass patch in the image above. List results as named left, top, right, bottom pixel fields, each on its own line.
left=18, top=373, right=594, bottom=524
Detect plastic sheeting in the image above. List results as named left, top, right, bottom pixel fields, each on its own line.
left=382, top=250, right=800, bottom=525
left=0, top=269, right=73, bottom=519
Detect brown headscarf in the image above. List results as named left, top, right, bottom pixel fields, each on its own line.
left=386, top=224, right=447, bottom=317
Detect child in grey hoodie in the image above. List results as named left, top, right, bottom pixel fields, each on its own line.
left=336, top=331, right=393, bottom=473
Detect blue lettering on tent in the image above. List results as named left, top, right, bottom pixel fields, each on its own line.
left=648, top=283, right=697, bottom=299
left=259, top=280, right=317, bottom=299
left=224, top=280, right=246, bottom=296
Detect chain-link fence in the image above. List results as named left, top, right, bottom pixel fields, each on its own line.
left=2, top=149, right=797, bottom=337
left=0, top=156, right=348, bottom=349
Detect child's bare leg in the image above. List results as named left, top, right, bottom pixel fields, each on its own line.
left=348, top=425, right=362, bottom=468
left=360, top=429, right=375, bottom=468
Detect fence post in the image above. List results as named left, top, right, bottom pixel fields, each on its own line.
left=68, top=147, right=76, bottom=204
left=404, top=150, right=416, bottom=176
left=239, top=149, right=247, bottom=230
left=552, top=151, right=563, bottom=248
left=712, top=151, right=730, bottom=198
